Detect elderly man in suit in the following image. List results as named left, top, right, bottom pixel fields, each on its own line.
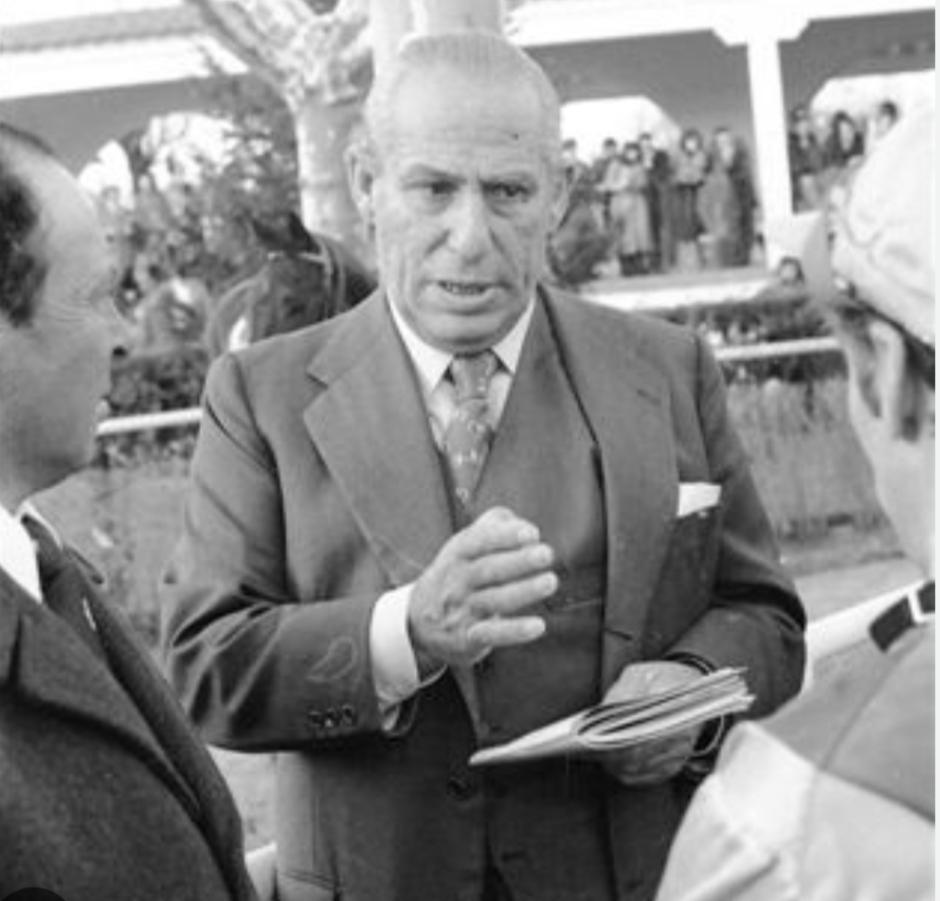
left=0, top=123, right=256, bottom=900
left=161, top=33, right=805, bottom=901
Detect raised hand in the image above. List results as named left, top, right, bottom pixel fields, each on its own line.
left=408, top=506, right=556, bottom=673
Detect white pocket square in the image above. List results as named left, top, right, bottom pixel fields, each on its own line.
left=677, top=482, right=721, bottom=517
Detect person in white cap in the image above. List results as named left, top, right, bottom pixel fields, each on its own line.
left=654, top=104, right=934, bottom=901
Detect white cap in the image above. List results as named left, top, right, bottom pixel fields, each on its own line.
left=830, top=103, right=934, bottom=347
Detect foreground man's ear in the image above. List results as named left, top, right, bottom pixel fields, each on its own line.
left=345, top=142, right=377, bottom=226
left=851, top=318, right=928, bottom=441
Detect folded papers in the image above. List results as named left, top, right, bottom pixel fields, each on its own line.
left=469, top=668, right=752, bottom=766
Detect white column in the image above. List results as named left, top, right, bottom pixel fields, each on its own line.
left=715, top=13, right=808, bottom=232
left=745, top=33, right=792, bottom=225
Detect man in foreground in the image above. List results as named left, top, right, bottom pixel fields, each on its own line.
left=162, top=33, right=805, bottom=901
left=656, top=104, right=934, bottom=901
left=0, top=123, right=256, bottom=900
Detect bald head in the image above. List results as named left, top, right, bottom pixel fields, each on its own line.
left=363, top=31, right=562, bottom=167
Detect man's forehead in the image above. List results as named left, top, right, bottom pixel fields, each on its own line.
left=386, top=136, right=550, bottom=179
left=386, top=68, right=548, bottom=144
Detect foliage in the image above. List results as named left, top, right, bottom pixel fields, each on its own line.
left=97, top=347, right=209, bottom=468
left=658, top=288, right=843, bottom=382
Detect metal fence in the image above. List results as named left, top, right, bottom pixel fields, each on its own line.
left=94, top=336, right=842, bottom=437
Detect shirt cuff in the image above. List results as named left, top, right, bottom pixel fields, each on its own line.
left=371, top=584, right=422, bottom=717
left=370, top=583, right=446, bottom=730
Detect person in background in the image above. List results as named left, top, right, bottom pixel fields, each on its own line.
left=824, top=109, right=866, bottom=171
left=655, top=103, right=934, bottom=901
left=787, top=104, right=825, bottom=211
left=0, top=123, right=257, bottom=899
left=561, top=137, right=590, bottom=186
left=712, top=127, right=756, bottom=267
left=871, top=99, right=900, bottom=144
left=638, top=132, right=673, bottom=272
left=671, top=127, right=708, bottom=271
left=592, top=135, right=622, bottom=229
left=606, top=140, right=653, bottom=276
left=160, top=31, right=804, bottom=901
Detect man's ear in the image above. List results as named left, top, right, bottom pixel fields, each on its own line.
left=548, top=166, right=570, bottom=231
left=345, top=142, right=376, bottom=224
left=849, top=318, right=918, bottom=440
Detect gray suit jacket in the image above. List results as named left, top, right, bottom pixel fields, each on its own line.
left=162, top=288, right=805, bottom=900
left=0, top=548, right=255, bottom=900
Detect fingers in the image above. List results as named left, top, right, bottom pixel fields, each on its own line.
left=469, top=569, right=558, bottom=616
left=451, top=506, right=542, bottom=560
left=601, top=734, right=697, bottom=786
left=467, top=614, right=546, bottom=648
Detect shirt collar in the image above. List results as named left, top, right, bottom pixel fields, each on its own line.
left=388, top=297, right=536, bottom=395
left=0, top=499, right=44, bottom=601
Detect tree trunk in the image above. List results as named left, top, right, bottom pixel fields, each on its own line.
left=293, top=94, right=364, bottom=253
left=370, top=0, right=505, bottom=74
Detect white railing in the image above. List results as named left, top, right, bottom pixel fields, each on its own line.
left=96, top=406, right=203, bottom=437
left=94, top=336, right=842, bottom=438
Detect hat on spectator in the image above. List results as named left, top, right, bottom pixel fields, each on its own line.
left=829, top=102, right=934, bottom=347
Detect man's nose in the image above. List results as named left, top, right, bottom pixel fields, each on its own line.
left=446, top=190, right=493, bottom=259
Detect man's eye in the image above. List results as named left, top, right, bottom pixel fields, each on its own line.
left=417, top=181, right=455, bottom=198
left=488, top=182, right=531, bottom=203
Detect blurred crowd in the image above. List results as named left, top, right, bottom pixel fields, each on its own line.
left=550, top=99, right=904, bottom=287
left=787, top=99, right=899, bottom=211
left=551, top=126, right=758, bottom=284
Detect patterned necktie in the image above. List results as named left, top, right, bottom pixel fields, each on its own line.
left=22, top=514, right=103, bottom=657
left=443, top=350, right=499, bottom=513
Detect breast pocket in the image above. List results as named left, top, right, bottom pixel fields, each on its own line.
left=642, top=507, right=722, bottom=655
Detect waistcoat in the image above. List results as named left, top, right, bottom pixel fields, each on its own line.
left=443, top=301, right=616, bottom=901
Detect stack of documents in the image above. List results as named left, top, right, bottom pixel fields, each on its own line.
left=470, top=668, right=752, bottom=766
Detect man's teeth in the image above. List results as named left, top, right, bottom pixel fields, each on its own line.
left=441, top=281, right=488, bottom=295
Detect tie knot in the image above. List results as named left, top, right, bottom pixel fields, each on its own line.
left=449, top=350, right=498, bottom=402
left=22, top=515, right=69, bottom=586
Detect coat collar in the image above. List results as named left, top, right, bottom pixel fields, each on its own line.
left=535, top=290, right=677, bottom=686
left=0, top=562, right=204, bottom=824
left=304, top=293, right=454, bottom=585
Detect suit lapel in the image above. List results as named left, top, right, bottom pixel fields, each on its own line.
left=0, top=563, right=203, bottom=827
left=543, top=291, right=678, bottom=688
left=303, top=293, right=454, bottom=586
left=83, top=585, right=250, bottom=897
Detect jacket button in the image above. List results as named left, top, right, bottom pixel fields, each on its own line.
left=447, top=773, right=478, bottom=801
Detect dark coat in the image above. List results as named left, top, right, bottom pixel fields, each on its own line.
left=162, top=288, right=805, bottom=901
left=0, top=552, right=256, bottom=901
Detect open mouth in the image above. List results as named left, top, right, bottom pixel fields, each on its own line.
left=438, top=280, right=493, bottom=297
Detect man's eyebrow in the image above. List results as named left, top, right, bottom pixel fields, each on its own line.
left=482, top=171, right=539, bottom=185
left=399, top=164, right=461, bottom=181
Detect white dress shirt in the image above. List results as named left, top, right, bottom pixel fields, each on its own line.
left=370, top=298, right=536, bottom=719
left=0, top=500, right=44, bottom=602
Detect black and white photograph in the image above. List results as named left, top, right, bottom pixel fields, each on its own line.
left=0, top=1, right=933, bottom=898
